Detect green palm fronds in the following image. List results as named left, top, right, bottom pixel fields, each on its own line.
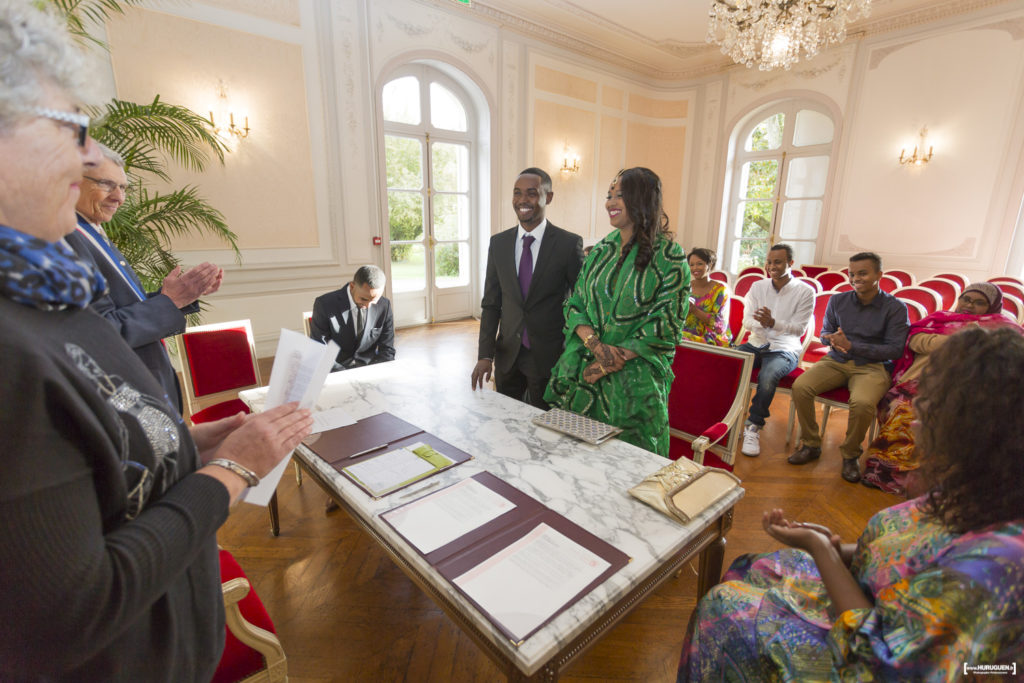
left=45, top=0, right=140, bottom=48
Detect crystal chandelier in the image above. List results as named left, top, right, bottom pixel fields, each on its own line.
left=707, top=0, right=871, bottom=71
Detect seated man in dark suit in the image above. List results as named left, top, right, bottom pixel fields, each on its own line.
left=310, top=265, right=396, bottom=370
left=64, top=143, right=222, bottom=412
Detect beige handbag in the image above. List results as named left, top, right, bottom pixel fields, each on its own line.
left=628, top=447, right=741, bottom=524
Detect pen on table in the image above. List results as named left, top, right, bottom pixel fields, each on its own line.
left=347, top=443, right=389, bottom=459
left=397, top=479, right=441, bottom=501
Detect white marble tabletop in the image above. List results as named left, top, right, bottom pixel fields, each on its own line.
left=240, top=359, right=744, bottom=676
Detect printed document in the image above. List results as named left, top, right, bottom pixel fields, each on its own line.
left=453, top=523, right=611, bottom=641
left=382, top=478, right=516, bottom=554
left=344, top=442, right=453, bottom=497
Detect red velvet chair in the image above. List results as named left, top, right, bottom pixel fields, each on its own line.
left=878, top=274, right=901, bottom=293
left=814, top=271, right=847, bottom=291
left=214, top=549, right=287, bottom=683
left=709, top=270, right=730, bottom=285
left=176, top=320, right=282, bottom=536
left=797, top=276, right=822, bottom=293
left=988, top=275, right=1024, bottom=287
left=893, top=286, right=941, bottom=315
left=733, top=273, right=763, bottom=297
left=798, top=386, right=879, bottom=447
left=1001, top=293, right=1023, bottom=324
left=903, top=299, right=928, bottom=324
left=728, top=295, right=747, bottom=345
left=833, top=282, right=854, bottom=293
left=738, top=265, right=765, bottom=278
left=918, top=277, right=961, bottom=311
left=667, top=341, right=754, bottom=470
left=801, top=265, right=829, bottom=278
left=746, top=322, right=813, bottom=445
left=802, top=291, right=833, bottom=367
left=932, top=272, right=969, bottom=290
left=885, top=269, right=915, bottom=287
left=302, top=310, right=313, bottom=338
left=790, top=268, right=806, bottom=278
left=991, top=281, right=1024, bottom=303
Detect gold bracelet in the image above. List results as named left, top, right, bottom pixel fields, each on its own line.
left=208, top=458, right=260, bottom=487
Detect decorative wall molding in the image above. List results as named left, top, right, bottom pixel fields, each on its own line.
left=857, top=0, right=1015, bottom=37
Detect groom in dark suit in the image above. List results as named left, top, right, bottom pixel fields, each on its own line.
left=310, top=264, right=396, bottom=370
left=471, top=167, right=584, bottom=409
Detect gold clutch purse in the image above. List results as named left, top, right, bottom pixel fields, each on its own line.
left=628, top=449, right=741, bottom=524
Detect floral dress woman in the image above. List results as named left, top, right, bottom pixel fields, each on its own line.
left=680, top=280, right=731, bottom=346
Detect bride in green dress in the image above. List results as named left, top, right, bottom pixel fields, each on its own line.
left=544, top=167, right=690, bottom=456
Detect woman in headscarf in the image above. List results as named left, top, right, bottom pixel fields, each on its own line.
left=861, top=282, right=1022, bottom=494
left=544, top=167, right=689, bottom=456
left=0, top=2, right=310, bottom=678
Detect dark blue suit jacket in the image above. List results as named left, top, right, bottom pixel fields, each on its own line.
left=65, top=215, right=197, bottom=411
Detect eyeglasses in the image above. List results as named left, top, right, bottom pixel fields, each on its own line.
left=83, top=175, right=132, bottom=194
left=31, top=107, right=90, bottom=147
left=958, top=294, right=990, bottom=308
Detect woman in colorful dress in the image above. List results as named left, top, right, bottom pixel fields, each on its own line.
left=544, top=167, right=689, bottom=456
left=861, top=282, right=1022, bottom=494
left=677, top=326, right=1024, bottom=682
left=680, top=247, right=731, bottom=346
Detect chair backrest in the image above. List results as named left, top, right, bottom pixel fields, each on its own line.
left=728, top=295, right=747, bottom=344
left=709, top=270, right=729, bottom=285
left=814, top=271, right=847, bottom=291
left=801, top=291, right=833, bottom=363
left=667, top=341, right=754, bottom=466
left=177, top=319, right=261, bottom=416
left=215, top=549, right=287, bottom=683
left=737, top=265, right=765, bottom=278
left=302, top=311, right=313, bottom=338
left=1001, top=293, right=1024, bottom=323
left=903, top=299, right=928, bottom=324
left=992, top=281, right=1024, bottom=303
left=839, top=267, right=849, bottom=275
left=833, top=281, right=854, bottom=293
left=790, top=267, right=806, bottom=278
left=988, top=276, right=1024, bottom=287
left=733, top=273, right=763, bottom=297
left=917, top=278, right=961, bottom=311
left=801, top=264, right=829, bottom=278
left=893, top=286, right=942, bottom=315
left=886, top=269, right=915, bottom=287
left=879, top=274, right=901, bottom=293
left=797, top=276, right=822, bottom=293
left=932, top=272, right=969, bottom=290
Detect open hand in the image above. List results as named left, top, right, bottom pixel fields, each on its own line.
left=753, top=306, right=775, bottom=329
left=471, top=358, right=493, bottom=390
left=762, top=508, right=838, bottom=553
left=583, top=360, right=608, bottom=384
left=823, top=326, right=851, bottom=353
left=213, top=402, right=313, bottom=478
left=190, top=411, right=247, bottom=463
left=162, top=262, right=222, bottom=308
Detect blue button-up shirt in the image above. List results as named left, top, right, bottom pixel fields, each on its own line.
left=821, top=290, right=909, bottom=371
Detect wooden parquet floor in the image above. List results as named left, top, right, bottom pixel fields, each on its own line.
left=220, top=319, right=896, bottom=682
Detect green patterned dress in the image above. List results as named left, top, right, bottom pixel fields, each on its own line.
left=544, top=231, right=689, bottom=456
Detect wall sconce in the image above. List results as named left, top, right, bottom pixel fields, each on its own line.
left=899, top=126, right=933, bottom=166
left=208, top=81, right=250, bottom=140
left=560, top=148, right=580, bottom=174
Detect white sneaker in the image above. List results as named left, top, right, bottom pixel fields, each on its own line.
left=741, top=424, right=761, bottom=457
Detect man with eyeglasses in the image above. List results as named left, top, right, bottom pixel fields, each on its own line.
left=64, top=142, right=224, bottom=412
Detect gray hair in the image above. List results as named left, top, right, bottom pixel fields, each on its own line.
left=353, top=265, right=386, bottom=290
left=0, top=0, right=92, bottom=130
left=96, top=141, right=124, bottom=167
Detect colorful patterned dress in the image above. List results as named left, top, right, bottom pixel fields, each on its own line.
left=680, top=280, right=732, bottom=346
left=544, top=231, right=689, bottom=456
left=678, top=498, right=1024, bottom=682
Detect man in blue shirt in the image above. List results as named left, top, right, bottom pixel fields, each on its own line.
left=789, top=252, right=909, bottom=482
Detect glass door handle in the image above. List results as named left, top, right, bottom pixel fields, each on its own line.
left=428, top=235, right=437, bottom=249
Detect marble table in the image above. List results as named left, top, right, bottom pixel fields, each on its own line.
left=240, top=359, right=743, bottom=681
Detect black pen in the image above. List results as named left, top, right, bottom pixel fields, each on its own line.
left=347, top=443, right=389, bottom=459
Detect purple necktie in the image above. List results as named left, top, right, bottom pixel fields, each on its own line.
left=519, top=234, right=535, bottom=348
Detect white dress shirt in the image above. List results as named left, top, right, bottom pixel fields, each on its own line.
left=742, top=276, right=815, bottom=354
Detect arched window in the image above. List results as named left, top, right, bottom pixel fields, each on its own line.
left=380, top=64, right=480, bottom=325
left=722, top=100, right=837, bottom=272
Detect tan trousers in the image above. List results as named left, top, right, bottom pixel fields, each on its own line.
left=792, top=358, right=890, bottom=461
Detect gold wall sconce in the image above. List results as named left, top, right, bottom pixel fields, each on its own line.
left=899, top=126, right=933, bottom=166
left=560, top=147, right=580, bottom=174
left=208, top=81, right=250, bottom=140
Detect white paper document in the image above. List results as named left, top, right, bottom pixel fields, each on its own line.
left=453, top=523, right=611, bottom=642
left=242, top=329, right=339, bottom=506
left=343, top=442, right=450, bottom=497
left=382, top=478, right=517, bottom=554
left=311, top=406, right=357, bottom=433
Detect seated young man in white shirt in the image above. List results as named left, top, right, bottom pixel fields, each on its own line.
left=735, top=244, right=814, bottom=456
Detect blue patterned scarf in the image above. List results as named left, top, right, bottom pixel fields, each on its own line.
left=0, top=224, right=106, bottom=310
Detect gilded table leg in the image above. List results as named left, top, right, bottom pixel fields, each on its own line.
left=696, top=537, right=725, bottom=599
left=268, top=491, right=281, bottom=537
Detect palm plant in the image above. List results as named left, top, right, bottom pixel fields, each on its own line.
left=49, top=0, right=240, bottom=292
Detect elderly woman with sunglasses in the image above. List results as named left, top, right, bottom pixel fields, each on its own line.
left=0, top=2, right=310, bottom=679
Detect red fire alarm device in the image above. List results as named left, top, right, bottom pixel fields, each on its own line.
left=372, top=236, right=382, bottom=246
